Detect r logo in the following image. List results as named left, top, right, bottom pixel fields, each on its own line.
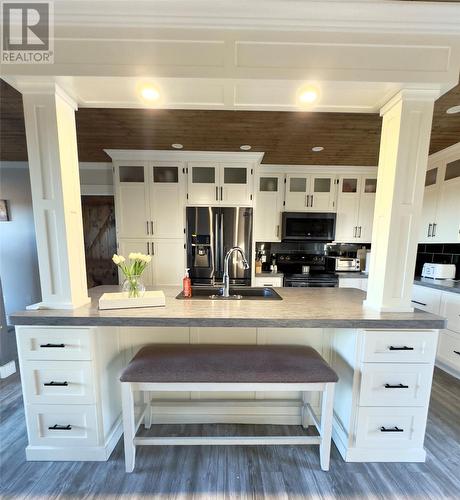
left=2, top=2, right=49, bottom=50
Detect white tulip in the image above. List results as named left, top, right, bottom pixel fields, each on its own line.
left=118, top=255, right=126, bottom=263
left=112, top=254, right=121, bottom=265
left=128, top=252, right=137, bottom=260
left=144, top=255, right=152, bottom=263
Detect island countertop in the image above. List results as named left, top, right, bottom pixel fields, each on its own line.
left=9, top=286, right=446, bottom=329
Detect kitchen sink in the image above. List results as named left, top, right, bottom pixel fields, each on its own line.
left=175, top=286, right=283, bottom=300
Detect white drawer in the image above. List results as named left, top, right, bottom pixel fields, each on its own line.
left=437, top=330, right=460, bottom=373
left=355, top=407, right=427, bottom=449
left=359, top=363, right=433, bottom=407
left=362, top=330, right=438, bottom=363
left=21, top=360, right=95, bottom=405
left=338, top=278, right=362, bottom=289
left=411, top=285, right=442, bottom=314
left=440, top=292, right=460, bottom=334
left=17, top=327, right=92, bottom=361
left=25, top=404, right=98, bottom=447
left=253, top=277, right=283, bottom=288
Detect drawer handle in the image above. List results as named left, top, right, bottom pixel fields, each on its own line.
left=411, top=300, right=427, bottom=307
left=43, top=381, right=68, bottom=387
left=380, top=426, right=404, bottom=433
left=40, top=343, right=65, bottom=348
left=454, top=351, right=460, bottom=356
left=388, top=346, right=414, bottom=351
left=384, top=383, right=409, bottom=389
left=48, top=424, right=72, bottom=431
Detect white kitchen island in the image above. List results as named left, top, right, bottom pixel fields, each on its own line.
left=11, top=286, right=445, bottom=463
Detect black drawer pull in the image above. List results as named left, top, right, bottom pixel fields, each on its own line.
left=384, top=383, right=409, bottom=389
left=389, top=346, right=414, bottom=351
left=411, top=300, right=427, bottom=307
left=380, top=426, right=404, bottom=433
left=454, top=351, right=460, bottom=356
left=43, top=381, right=68, bottom=387
left=48, top=424, right=72, bottom=431
left=40, top=343, right=65, bottom=348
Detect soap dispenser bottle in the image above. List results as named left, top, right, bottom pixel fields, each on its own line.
left=183, top=268, right=192, bottom=298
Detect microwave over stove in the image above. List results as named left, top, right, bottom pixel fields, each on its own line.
left=281, top=212, right=336, bottom=241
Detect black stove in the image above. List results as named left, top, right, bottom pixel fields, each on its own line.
left=275, top=253, right=338, bottom=288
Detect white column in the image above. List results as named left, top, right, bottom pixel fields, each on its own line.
left=364, top=89, right=438, bottom=312
left=21, top=84, right=90, bottom=309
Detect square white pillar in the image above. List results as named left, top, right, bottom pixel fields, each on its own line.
left=364, top=89, right=439, bottom=312
left=21, top=84, right=90, bottom=309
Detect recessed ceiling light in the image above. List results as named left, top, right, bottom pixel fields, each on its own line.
left=171, top=143, right=183, bottom=149
left=297, top=85, right=320, bottom=107
left=138, top=84, right=161, bottom=103
left=446, top=105, right=460, bottom=114
left=312, top=146, right=324, bottom=152
left=240, top=145, right=252, bottom=150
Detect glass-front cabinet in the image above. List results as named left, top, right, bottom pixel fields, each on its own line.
left=284, top=174, right=336, bottom=212
left=187, top=162, right=253, bottom=206
left=254, top=175, right=284, bottom=242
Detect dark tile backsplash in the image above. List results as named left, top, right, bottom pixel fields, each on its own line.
left=416, top=243, right=460, bottom=279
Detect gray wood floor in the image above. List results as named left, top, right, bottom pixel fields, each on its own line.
left=1, top=368, right=459, bottom=499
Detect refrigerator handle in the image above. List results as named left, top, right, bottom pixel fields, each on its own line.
left=220, top=213, right=224, bottom=275
left=214, top=211, right=220, bottom=279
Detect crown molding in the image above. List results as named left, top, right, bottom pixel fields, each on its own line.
left=428, top=141, right=460, bottom=164
left=104, top=149, right=265, bottom=164
left=380, top=88, right=441, bottom=116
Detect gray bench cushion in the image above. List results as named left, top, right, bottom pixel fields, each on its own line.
left=120, top=344, right=338, bottom=384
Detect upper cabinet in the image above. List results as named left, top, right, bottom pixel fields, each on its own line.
left=254, top=174, right=284, bottom=242
left=284, top=174, right=336, bottom=212
left=114, top=161, right=185, bottom=240
left=334, top=175, right=377, bottom=243
left=187, top=162, right=253, bottom=206
left=420, top=156, right=460, bottom=244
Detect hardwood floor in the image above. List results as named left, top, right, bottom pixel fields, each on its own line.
left=1, top=368, right=459, bottom=499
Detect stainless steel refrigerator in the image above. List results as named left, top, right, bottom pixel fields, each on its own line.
left=186, top=207, right=253, bottom=285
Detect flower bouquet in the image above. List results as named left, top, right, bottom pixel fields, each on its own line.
left=112, top=252, right=152, bottom=298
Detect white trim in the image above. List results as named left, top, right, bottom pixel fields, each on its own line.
left=0, top=360, right=16, bottom=379
left=80, top=185, right=114, bottom=196
left=428, top=142, right=460, bottom=164
left=130, top=382, right=326, bottom=391
left=133, top=435, right=321, bottom=446
left=104, top=149, right=265, bottom=163
left=436, top=359, right=460, bottom=380
left=380, top=88, right=440, bottom=116
left=258, top=164, right=378, bottom=175
left=79, top=162, right=113, bottom=170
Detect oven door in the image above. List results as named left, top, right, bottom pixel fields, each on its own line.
left=282, top=212, right=336, bottom=241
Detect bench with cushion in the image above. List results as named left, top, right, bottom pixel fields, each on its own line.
left=120, top=343, right=338, bottom=472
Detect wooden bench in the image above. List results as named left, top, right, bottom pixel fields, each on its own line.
left=120, top=344, right=338, bottom=472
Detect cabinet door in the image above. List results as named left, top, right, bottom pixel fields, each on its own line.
left=419, top=166, right=440, bottom=243
left=335, top=177, right=360, bottom=242
left=434, top=160, right=460, bottom=243
left=254, top=175, right=284, bottom=241
left=357, top=177, right=377, bottom=243
left=152, top=239, right=185, bottom=287
left=284, top=175, right=310, bottom=211
left=187, top=162, right=219, bottom=205
left=149, top=164, right=185, bottom=238
left=114, top=164, right=150, bottom=239
left=117, top=239, right=154, bottom=286
left=310, top=176, right=336, bottom=212
left=220, top=164, right=253, bottom=206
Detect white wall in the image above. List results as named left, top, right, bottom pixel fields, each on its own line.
left=0, top=162, right=41, bottom=318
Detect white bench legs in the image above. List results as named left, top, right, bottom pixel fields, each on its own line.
left=120, top=381, right=336, bottom=473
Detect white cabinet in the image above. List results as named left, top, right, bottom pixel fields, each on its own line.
left=338, top=277, right=367, bottom=291
left=284, top=174, right=336, bottom=212
left=440, top=291, right=460, bottom=333
left=335, top=176, right=377, bottom=243
left=253, top=276, right=284, bottom=288
left=114, top=162, right=185, bottom=239
left=118, top=238, right=185, bottom=287
left=411, top=284, right=442, bottom=313
left=187, top=162, right=253, bottom=206
left=420, top=158, right=460, bottom=243
left=254, top=175, right=284, bottom=242
left=114, top=163, right=150, bottom=239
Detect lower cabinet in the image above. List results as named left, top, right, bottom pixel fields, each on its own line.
left=338, top=277, right=367, bottom=291
left=118, top=238, right=185, bottom=287
left=253, top=276, right=283, bottom=288
left=437, top=330, right=460, bottom=375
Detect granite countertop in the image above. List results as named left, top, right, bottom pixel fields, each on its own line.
left=10, top=285, right=445, bottom=329
left=413, top=277, right=460, bottom=294
left=337, top=272, right=460, bottom=295
left=255, top=272, right=284, bottom=278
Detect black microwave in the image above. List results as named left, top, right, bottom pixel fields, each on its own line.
left=281, top=212, right=336, bottom=241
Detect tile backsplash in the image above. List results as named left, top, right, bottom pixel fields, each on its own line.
left=416, top=244, right=460, bottom=279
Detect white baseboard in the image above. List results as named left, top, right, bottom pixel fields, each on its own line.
left=25, top=418, right=123, bottom=462
left=0, top=360, right=16, bottom=379
left=343, top=447, right=426, bottom=463
left=436, top=360, right=460, bottom=380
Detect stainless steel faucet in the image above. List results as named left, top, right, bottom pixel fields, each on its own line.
left=222, top=246, right=250, bottom=297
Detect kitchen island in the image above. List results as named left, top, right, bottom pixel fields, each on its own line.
left=11, top=286, right=445, bottom=464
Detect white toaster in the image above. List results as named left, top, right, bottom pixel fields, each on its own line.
left=421, top=263, right=456, bottom=280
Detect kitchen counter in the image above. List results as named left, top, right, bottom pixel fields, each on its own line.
left=10, top=285, right=445, bottom=329
left=414, top=276, right=460, bottom=294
